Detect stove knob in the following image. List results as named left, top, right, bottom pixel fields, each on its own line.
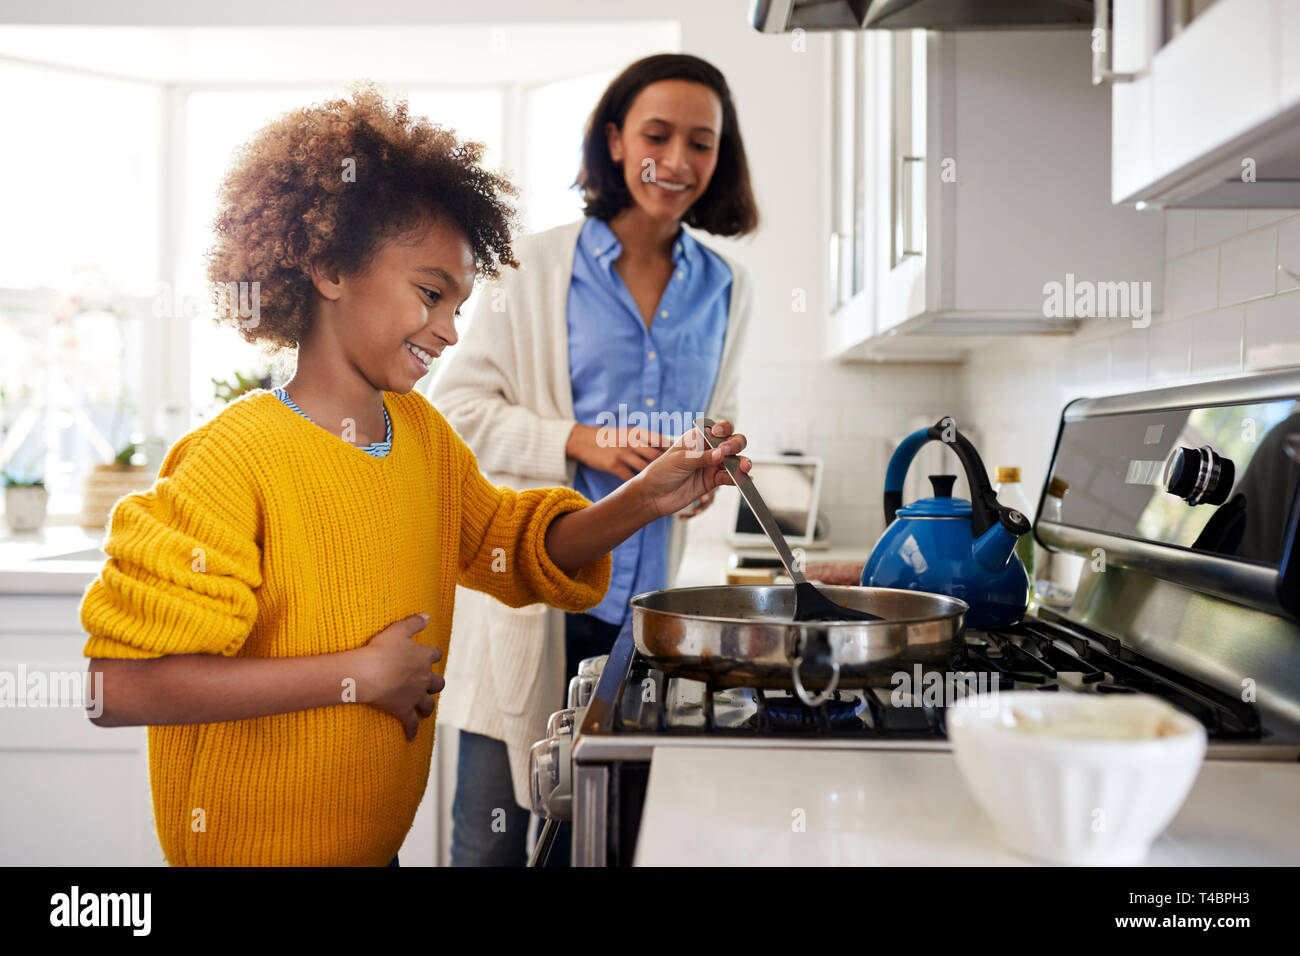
left=568, top=656, right=608, bottom=708
left=568, top=672, right=598, bottom=708
left=527, top=732, right=572, bottom=820
left=546, top=707, right=577, bottom=739
left=529, top=708, right=578, bottom=820
left=1164, top=445, right=1235, bottom=505
left=577, top=654, right=608, bottom=678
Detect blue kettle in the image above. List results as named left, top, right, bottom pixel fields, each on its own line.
left=861, top=418, right=1032, bottom=629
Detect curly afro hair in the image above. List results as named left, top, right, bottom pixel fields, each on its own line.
left=204, top=80, right=519, bottom=350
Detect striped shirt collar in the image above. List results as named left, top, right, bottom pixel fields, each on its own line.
left=271, top=387, right=392, bottom=458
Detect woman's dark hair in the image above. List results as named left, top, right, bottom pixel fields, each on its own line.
left=576, top=54, right=758, bottom=237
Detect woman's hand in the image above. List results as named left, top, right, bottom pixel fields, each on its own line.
left=676, top=487, right=718, bottom=520
left=632, top=420, right=749, bottom=519
left=543, top=421, right=750, bottom=574
left=352, top=613, right=443, bottom=742
left=565, top=423, right=669, bottom=481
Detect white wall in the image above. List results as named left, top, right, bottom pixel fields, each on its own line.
left=959, top=208, right=1300, bottom=514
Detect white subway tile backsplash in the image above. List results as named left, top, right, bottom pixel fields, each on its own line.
left=832, top=435, right=876, bottom=472
left=1165, top=209, right=1196, bottom=258
left=1109, top=326, right=1149, bottom=385
left=735, top=346, right=969, bottom=543
left=1165, top=246, right=1219, bottom=318
left=1218, top=227, right=1277, bottom=305
left=1244, top=290, right=1300, bottom=370
left=1247, top=209, right=1300, bottom=229
left=1071, top=335, right=1111, bottom=384
left=1278, top=216, right=1300, bottom=294
left=1147, top=319, right=1193, bottom=380
left=958, top=208, right=1293, bottom=485
left=1195, top=209, right=1248, bottom=247
left=1190, top=307, right=1245, bottom=374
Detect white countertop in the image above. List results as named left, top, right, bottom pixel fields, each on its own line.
left=634, top=747, right=1300, bottom=866
left=0, top=525, right=106, bottom=595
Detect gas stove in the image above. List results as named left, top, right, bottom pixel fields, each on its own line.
left=534, top=369, right=1300, bottom=866
left=590, top=615, right=1280, bottom=751
left=564, top=609, right=1299, bottom=865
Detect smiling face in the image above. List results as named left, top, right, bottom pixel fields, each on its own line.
left=605, top=79, right=724, bottom=225
left=309, top=213, right=476, bottom=394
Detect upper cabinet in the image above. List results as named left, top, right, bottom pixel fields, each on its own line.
left=828, top=29, right=1166, bottom=362
left=1108, top=0, right=1300, bottom=207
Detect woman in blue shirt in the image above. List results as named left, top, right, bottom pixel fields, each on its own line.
left=433, top=53, right=758, bottom=866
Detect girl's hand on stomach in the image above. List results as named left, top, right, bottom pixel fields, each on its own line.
left=353, top=613, right=443, bottom=741
left=565, top=423, right=668, bottom=480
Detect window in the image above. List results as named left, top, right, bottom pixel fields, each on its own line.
left=0, top=61, right=161, bottom=296
left=183, top=89, right=337, bottom=418
left=0, top=61, right=160, bottom=514
left=520, top=71, right=615, bottom=234
left=1, top=22, right=675, bottom=519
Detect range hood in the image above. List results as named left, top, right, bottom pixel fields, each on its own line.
left=751, top=0, right=1095, bottom=32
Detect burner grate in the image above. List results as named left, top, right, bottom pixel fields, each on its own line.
left=1017, top=618, right=1262, bottom=738
left=612, top=617, right=1264, bottom=742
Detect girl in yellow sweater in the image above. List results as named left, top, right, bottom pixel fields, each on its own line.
left=79, top=82, right=750, bottom=867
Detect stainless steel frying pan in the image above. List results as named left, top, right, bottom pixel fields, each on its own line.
left=630, top=584, right=967, bottom=706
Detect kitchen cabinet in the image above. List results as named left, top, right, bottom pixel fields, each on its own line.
left=876, top=29, right=928, bottom=341
left=828, top=29, right=1165, bottom=362
left=0, top=593, right=161, bottom=865
left=1109, top=0, right=1300, bottom=207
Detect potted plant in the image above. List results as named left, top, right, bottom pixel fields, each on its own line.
left=4, top=470, right=48, bottom=533
left=80, top=440, right=152, bottom=531
left=212, top=368, right=274, bottom=405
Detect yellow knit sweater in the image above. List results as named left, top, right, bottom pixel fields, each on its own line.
left=79, top=388, right=610, bottom=866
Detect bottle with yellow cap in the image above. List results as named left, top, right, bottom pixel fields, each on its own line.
left=994, top=467, right=1036, bottom=591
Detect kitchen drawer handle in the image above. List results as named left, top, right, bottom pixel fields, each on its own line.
left=1092, top=0, right=1140, bottom=86
left=899, top=155, right=923, bottom=259
left=829, top=230, right=845, bottom=308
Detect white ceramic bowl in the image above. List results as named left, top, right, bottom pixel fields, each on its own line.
left=947, top=691, right=1207, bottom=865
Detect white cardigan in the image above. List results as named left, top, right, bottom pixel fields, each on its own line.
left=431, top=218, right=752, bottom=809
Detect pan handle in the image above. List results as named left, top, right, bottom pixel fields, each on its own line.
left=791, top=628, right=841, bottom=707
left=792, top=656, right=840, bottom=707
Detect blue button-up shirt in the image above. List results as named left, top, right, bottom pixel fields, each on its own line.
left=568, top=217, right=733, bottom=625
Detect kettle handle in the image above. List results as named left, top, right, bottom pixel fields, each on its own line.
left=883, top=417, right=1019, bottom=540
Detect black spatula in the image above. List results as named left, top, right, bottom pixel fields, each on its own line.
left=694, top=418, right=882, bottom=623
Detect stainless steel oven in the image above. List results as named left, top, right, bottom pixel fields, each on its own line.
left=539, top=370, right=1300, bottom=866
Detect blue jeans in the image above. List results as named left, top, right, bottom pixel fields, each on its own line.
left=387, top=854, right=399, bottom=867
left=450, top=729, right=530, bottom=866
left=449, top=613, right=624, bottom=867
